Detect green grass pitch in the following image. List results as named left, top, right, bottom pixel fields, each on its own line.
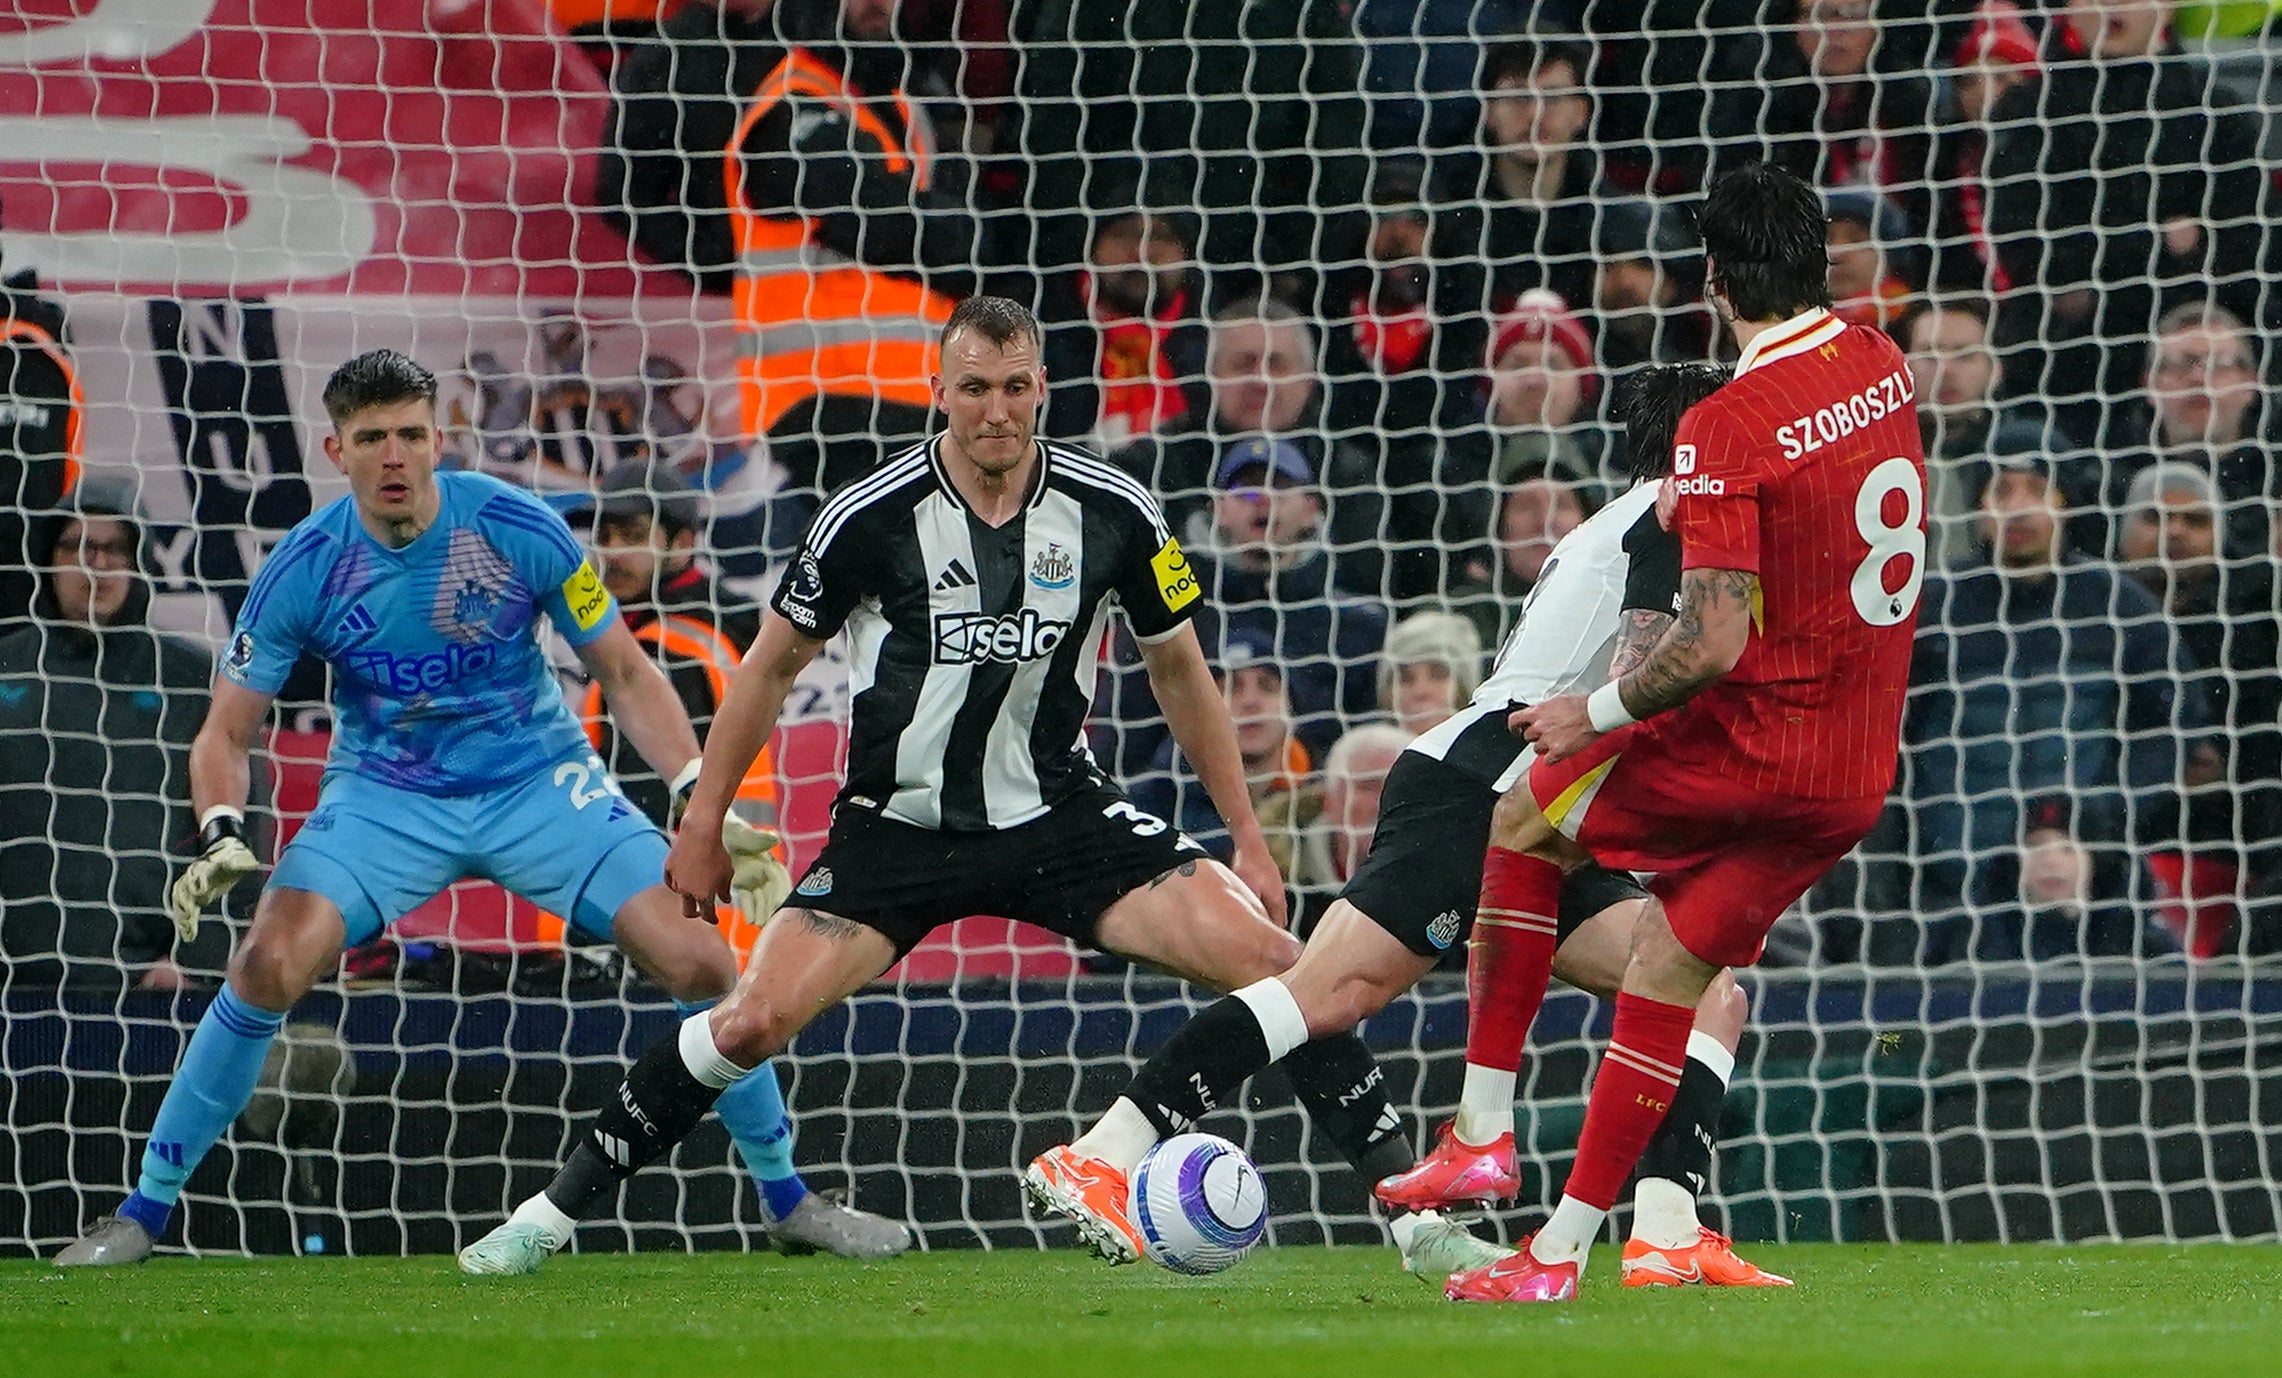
left=6, top=1244, right=2278, bottom=1376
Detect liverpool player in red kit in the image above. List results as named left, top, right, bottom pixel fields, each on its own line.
left=1414, top=163, right=1926, bottom=1302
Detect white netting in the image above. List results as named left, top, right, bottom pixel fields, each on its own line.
left=6, top=1, right=2282, bottom=1258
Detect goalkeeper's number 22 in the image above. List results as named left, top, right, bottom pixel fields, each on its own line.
left=555, top=753, right=625, bottom=810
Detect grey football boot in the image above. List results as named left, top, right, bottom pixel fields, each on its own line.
left=53, top=1215, right=156, bottom=1268
left=766, top=1189, right=915, bottom=1259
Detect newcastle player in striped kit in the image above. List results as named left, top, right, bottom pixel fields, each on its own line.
left=460, top=297, right=1450, bottom=1273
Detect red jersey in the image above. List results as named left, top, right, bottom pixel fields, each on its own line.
left=1663, top=309, right=1927, bottom=799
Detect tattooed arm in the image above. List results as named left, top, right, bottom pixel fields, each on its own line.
left=1606, top=608, right=1677, bottom=682
left=1611, top=567, right=1755, bottom=720
left=1513, top=568, right=1754, bottom=762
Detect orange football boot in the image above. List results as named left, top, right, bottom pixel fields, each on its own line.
left=1621, top=1228, right=1794, bottom=1287
left=1023, top=1145, right=1146, bottom=1265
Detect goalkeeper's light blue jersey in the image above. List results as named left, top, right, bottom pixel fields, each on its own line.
left=223, top=470, right=617, bottom=795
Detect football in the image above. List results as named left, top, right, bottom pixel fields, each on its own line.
left=1129, top=1132, right=1269, bottom=1275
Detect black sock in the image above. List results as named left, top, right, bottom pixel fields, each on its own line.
left=1633, top=1054, right=1725, bottom=1197
left=1125, top=994, right=1275, bottom=1136
left=544, top=1039, right=728, bottom=1220
left=1283, top=1033, right=1412, bottom=1185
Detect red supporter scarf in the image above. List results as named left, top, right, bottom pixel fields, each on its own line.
left=1085, top=271, right=1191, bottom=438
left=1350, top=290, right=1432, bottom=376
left=1951, top=133, right=2011, bottom=292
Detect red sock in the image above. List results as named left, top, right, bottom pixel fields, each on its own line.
left=1463, top=848, right=1563, bottom=1079
left=1564, top=992, right=1698, bottom=1210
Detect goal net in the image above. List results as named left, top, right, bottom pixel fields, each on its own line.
left=7, top=1, right=2282, bottom=1259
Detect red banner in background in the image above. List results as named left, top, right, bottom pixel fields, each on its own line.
left=0, top=0, right=679, bottom=302
left=0, top=3, right=915, bottom=962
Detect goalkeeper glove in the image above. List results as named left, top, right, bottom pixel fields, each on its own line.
left=170, top=806, right=259, bottom=943
left=720, top=813, right=792, bottom=928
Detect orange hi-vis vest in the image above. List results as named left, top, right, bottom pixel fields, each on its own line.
left=4, top=316, right=85, bottom=492
left=724, top=47, right=955, bottom=441
left=541, top=611, right=782, bottom=963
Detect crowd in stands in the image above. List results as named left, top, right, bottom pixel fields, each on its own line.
left=11, top=0, right=2282, bottom=986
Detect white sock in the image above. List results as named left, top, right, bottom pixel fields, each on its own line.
left=1387, top=1209, right=1440, bottom=1254
left=1454, top=1064, right=1516, bottom=1146
left=1629, top=1178, right=1703, bottom=1250
left=1070, top=1097, right=1158, bottom=1175
left=1231, top=978, right=1310, bottom=1062
left=1687, top=1030, right=1736, bottom=1087
left=508, top=1191, right=576, bottom=1247
left=679, top=1012, right=750, bottom=1089
left=1529, top=1195, right=1606, bottom=1270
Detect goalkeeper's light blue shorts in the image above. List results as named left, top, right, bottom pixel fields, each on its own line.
left=268, top=749, right=670, bottom=947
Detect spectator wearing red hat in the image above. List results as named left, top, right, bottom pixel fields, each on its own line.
left=1431, top=288, right=1604, bottom=581
left=1486, top=290, right=1598, bottom=438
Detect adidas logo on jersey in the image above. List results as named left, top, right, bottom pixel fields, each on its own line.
left=335, top=603, right=378, bottom=641
left=933, top=558, right=978, bottom=592
left=932, top=608, right=1071, bottom=664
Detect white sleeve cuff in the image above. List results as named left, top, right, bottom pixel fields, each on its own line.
left=1586, top=681, right=1637, bottom=733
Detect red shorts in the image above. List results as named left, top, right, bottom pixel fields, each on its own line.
left=1527, top=722, right=1884, bottom=967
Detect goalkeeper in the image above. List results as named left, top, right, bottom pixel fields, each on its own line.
left=55, top=349, right=909, bottom=1267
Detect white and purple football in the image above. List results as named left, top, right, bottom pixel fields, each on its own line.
left=1130, top=1132, right=1269, bottom=1275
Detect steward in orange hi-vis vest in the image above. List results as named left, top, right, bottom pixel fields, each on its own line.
left=600, top=7, right=980, bottom=499
left=724, top=47, right=956, bottom=447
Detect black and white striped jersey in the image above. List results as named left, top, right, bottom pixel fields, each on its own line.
left=770, top=435, right=1201, bottom=831
left=1407, top=479, right=1680, bottom=791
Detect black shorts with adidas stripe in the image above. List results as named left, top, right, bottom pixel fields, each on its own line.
left=1341, top=750, right=1649, bottom=959
left=783, top=781, right=1208, bottom=956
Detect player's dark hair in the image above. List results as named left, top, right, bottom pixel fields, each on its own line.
left=1616, top=362, right=1732, bottom=482
left=322, top=349, right=437, bottom=428
left=943, top=295, right=1043, bottom=352
left=1697, top=162, right=1831, bottom=322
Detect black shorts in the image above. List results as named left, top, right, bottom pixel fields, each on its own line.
left=786, top=784, right=1209, bottom=956
left=1341, top=750, right=1649, bottom=958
